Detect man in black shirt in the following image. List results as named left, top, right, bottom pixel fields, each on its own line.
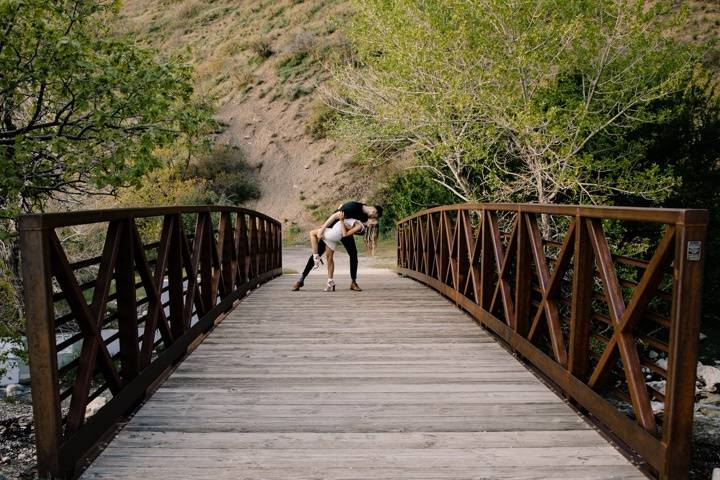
left=292, top=202, right=383, bottom=291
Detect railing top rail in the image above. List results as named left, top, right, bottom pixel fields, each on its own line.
left=397, top=203, right=708, bottom=226
left=18, top=205, right=281, bottom=230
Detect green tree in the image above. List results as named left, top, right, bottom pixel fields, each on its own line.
left=0, top=0, right=216, bottom=221
left=374, top=169, right=458, bottom=234
left=0, top=0, right=215, bottom=354
left=332, top=0, right=700, bottom=205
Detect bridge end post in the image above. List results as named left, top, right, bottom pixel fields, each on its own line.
left=18, top=220, right=63, bottom=478
left=662, top=212, right=708, bottom=480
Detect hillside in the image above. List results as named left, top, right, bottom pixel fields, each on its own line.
left=116, top=0, right=720, bottom=230
left=116, top=0, right=384, bottom=230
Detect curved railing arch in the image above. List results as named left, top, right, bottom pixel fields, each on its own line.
left=19, top=206, right=282, bottom=477
left=397, top=203, right=707, bottom=480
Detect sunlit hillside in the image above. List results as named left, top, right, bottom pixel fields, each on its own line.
left=116, top=0, right=719, bottom=230
left=116, top=0, right=382, bottom=230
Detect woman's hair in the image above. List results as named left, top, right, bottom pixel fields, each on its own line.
left=364, top=222, right=379, bottom=255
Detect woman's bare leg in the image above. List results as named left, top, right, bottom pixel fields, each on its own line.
left=309, top=229, right=320, bottom=254
left=326, top=249, right=335, bottom=280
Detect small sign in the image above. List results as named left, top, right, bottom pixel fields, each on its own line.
left=687, top=241, right=702, bottom=261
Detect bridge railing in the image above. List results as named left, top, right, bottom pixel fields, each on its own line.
left=397, top=203, right=707, bottom=480
left=18, top=206, right=282, bottom=478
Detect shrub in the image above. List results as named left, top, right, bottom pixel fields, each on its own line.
left=290, top=30, right=316, bottom=55
left=234, top=70, right=255, bottom=95
left=0, top=256, right=24, bottom=379
left=284, top=83, right=314, bottom=100
left=305, top=99, right=339, bottom=139
left=178, top=0, right=205, bottom=20
left=250, top=37, right=273, bottom=59
left=190, top=145, right=261, bottom=203
left=374, top=169, right=459, bottom=233
left=276, top=51, right=309, bottom=82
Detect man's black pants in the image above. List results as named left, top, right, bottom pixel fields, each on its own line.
left=301, top=237, right=358, bottom=282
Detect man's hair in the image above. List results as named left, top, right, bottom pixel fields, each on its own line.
left=374, top=205, right=384, bottom=217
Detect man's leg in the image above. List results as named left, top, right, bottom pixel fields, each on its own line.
left=294, top=240, right=326, bottom=290
left=340, top=236, right=359, bottom=285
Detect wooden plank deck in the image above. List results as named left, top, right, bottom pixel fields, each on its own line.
left=81, top=271, right=646, bottom=479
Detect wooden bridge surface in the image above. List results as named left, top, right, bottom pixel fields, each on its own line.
left=81, top=270, right=645, bottom=479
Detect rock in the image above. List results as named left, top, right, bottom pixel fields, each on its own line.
left=655, top=358, right=668, bottom=370
left=697, top=404, right=720, bottom=418
left=648, top=350, right=658, bottom=360
left=304, top=164, right=310, bottom=169
left=647, top=380, right=666, bottom=395
left=85, top=396, right=108, bottom=418
left=712, top=467, right=720, bottom=480
left=5, top=384, right=23, bottom=397
left=699, top=332, right=708, bottom=341
left=700, top=392, right=720, bottom=405
left=698, top=363, right=720, bottom=393
left=694, top=412, right=720, bottom=447
left=651, top=401, right=664, bottom=415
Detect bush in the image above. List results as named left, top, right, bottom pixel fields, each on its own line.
left=374, top=169, right=459, bottom=233
left=290, top=30, right=316, bottom=55
left=284, top=83, right=314, bottom=100
left=305, top=99, right=339, bottom=139
left=276, top=51, right=309, bottom=83
left=250, top=37, right=273, bottom=59
left=190, top=146, right=261, bottom=203
left=0, top=256, right=24, bottom=379
left=0, top=259, right=22, bottom=338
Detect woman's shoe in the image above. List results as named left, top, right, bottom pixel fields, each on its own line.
left=324, top=279, right=336, bottom=292
left=291, top=280, right=304, bottom=291
left=313, top=254, right=324, bottom=270
left=350, top=281, right=362, bottom=291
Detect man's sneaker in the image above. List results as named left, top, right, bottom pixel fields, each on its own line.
left=350, top=281, right=362, bottom=291
left=291, top=281, right=304, bottom=291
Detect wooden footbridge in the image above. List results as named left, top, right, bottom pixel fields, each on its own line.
left=18, top=204, right=707, bottom=479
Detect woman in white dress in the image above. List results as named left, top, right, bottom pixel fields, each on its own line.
left=308, top=211, right=366, bottom=291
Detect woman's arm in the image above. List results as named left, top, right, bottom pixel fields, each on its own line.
left=323, top=211, right=342, bottom=228
left=317, top=211, right=343, bottom=239
left=339, top=218, right=348, bottom=237
left=342, top=223, right=363, bottom=238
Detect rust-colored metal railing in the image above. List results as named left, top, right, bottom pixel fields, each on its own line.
left=397, top=203, right=707, bottom=480
left=19, top=206, right=282, bottom=478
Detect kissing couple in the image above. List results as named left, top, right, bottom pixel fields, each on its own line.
left=292, top=201, right=383, bottom=292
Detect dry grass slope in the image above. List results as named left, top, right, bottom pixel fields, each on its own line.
left=116, top=0, right=720, bottom=234
left=117, top=0, right=386, bottom=232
